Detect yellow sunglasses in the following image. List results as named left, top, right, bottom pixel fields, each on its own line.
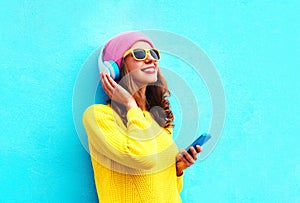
left=123, top=48, right=160, bottom=61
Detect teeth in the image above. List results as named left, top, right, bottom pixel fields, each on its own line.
left=142, top=67, right=155, bottom=71
left=142, top=68, right=155, bottom=72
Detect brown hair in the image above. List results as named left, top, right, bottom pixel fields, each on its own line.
left=109, top=61, right=174, bottom=129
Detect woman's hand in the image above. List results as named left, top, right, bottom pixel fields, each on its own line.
left=176, top=145, right=202, bottom=176
left=101, top=73, right=138, bottom=110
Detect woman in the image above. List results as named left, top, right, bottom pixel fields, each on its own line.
left=83, top=31, right=202, bottom=203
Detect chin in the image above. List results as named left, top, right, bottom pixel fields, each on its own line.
left=145, top=75, right=158, bottom=84
left=134, top=73, right=158, bottom=86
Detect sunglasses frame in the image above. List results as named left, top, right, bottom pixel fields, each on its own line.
left=123, top=48, right=160, bottom=61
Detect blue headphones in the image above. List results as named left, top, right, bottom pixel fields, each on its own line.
left=98, top=46, right=120, bottom=80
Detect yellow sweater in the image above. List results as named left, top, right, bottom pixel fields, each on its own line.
left=83, top=104, right=183, bottom=203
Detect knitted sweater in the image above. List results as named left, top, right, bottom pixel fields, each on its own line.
left=83, top=104, right=183, bottom=203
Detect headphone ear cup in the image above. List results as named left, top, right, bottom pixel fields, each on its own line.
left=103, top=60, right=120, bottom=80
left=98, top=50, right=109, bottom=75
left=98, top=47, right=120, bottom=80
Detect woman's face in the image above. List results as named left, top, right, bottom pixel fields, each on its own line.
left=123, top=41, right=159, bottom=86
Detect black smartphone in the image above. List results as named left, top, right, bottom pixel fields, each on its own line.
left=183, top=133, right=211, bottom=155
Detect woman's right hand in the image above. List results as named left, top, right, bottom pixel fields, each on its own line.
left=175, top=145, right=202, bottom=176
left=101, top=73, right=138, bottom=110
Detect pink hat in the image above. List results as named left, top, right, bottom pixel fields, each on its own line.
left=102, top=31, right=155, bottom=68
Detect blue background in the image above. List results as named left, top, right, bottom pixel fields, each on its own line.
left=1, top=0, right=299, bottom=202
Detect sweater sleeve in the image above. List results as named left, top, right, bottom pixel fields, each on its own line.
left=82, top=104, right=171, bottom=170
left=177, top=173, right=184, bottom=193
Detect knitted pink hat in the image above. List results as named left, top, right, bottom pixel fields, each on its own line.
left=102, top=31, right=155, bottom=68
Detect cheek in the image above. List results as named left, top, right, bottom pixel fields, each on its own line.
left=129, top=69, right=143, bottom=81
left=126, top=60, right=143, bottom=72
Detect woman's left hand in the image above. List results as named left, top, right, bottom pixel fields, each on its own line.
left=175, top=145, right=202, bottom=176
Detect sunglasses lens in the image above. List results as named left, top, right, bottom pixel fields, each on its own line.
left=150, top=49, right=160, bottom=60
left=133, top=49, right=146, bottom=60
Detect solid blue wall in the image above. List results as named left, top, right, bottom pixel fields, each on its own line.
left=1, top=0, right=299, bottom=202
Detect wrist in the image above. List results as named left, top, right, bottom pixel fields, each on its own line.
left=126, top=99, right=138, bottom=111
left=177, top=169, right=183, bottom=177
left=176, top=164, right=184, bottom=176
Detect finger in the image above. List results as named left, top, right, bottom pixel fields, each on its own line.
left=182, top=150, right=195, bottom=165
left=195, top=145, right=202, bottom=153
left=105, top=74, right=124, bottom=101
left=176, top=152, right=183, bottom=163
left=101, top=76, right=111, bottom=95
left=101, top=74, right=115, bottom=97
left=101, top=74, right=109, bottom=94
left=189, top=147, right=198, bottom=160
left=105, top=73, right=117, bottom=88
left=102, top=74, right=115, bottom=92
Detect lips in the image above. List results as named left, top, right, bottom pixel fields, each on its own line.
left=141, top=66, right=156, bottom=74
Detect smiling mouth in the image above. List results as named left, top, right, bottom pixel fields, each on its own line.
left=141, top=66, right=156, bottom=74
